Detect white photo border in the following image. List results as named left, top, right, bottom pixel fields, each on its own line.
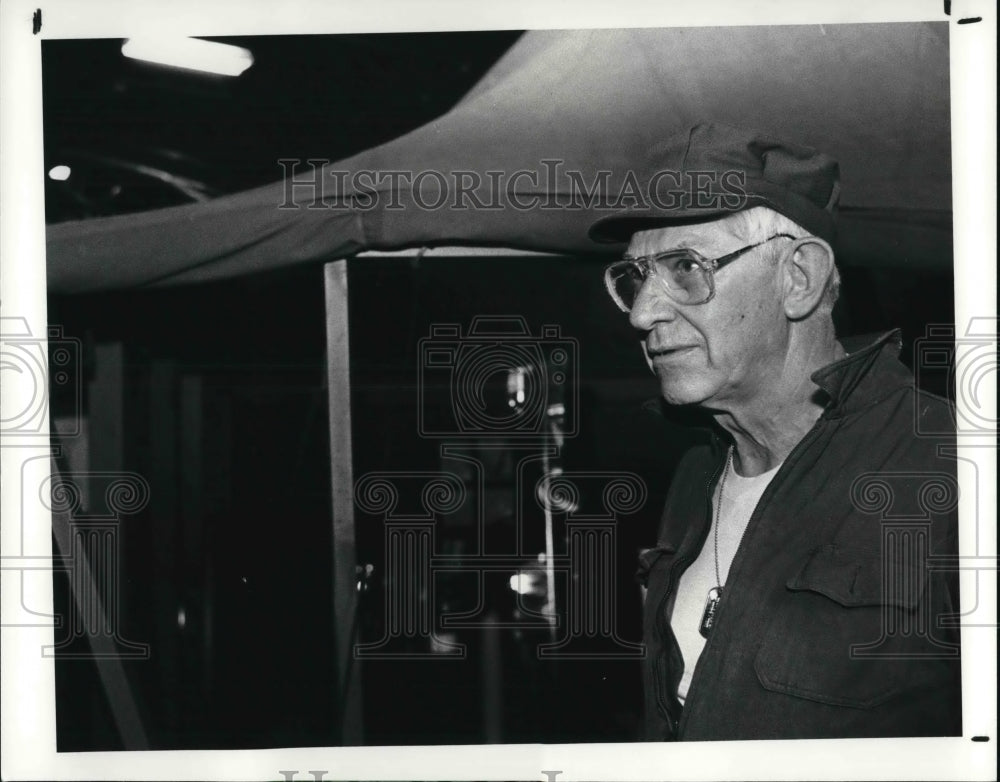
left=1, top=0, right=995, bottom=779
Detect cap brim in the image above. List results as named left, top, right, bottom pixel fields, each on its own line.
left=587, top=189, right=836, bottom=244
left=589, top=210, right=737, bottom=243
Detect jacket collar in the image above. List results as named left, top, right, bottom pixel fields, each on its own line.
left=811, top=329, right=912, bottom=417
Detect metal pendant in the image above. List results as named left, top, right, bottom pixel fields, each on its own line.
left=699, top=587, right=722, bottom=639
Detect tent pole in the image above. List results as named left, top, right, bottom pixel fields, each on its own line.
left=324, top=260, right=363, bottom=745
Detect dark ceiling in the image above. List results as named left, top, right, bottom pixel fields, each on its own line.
left=42, top=32, right=523, bottom=224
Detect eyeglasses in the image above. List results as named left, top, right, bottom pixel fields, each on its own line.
left=604, top=233, right=796, bottom=312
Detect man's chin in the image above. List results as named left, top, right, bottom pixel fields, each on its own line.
left=657, top=382, right=712, bottom=407
left=649, top=352, right=715, bottom=406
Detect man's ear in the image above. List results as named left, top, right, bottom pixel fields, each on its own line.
left=781, top=237, right=836, bottom=320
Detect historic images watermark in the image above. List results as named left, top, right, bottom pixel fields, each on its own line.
left=4, top=459, right=152, bottom=660
left=847, top=470, right=962, bottom=661
left=1, top=317, right=149, bottom=659
left=1, top=316, right=81, bottom=437
left=354, top=316, right=646, bottom=661
left=838, top=317, right=1000, bottom=659
left=42, top=470, right=152, bottom=660
left=913, top=317, right=998, bottom=437
left=912, top=319, right=999, bottom=634
left=2, top=317, right=80, bottom=640
left=276, top=158, right=750, bottom=213
left=278, top=769, right=564, bottom=781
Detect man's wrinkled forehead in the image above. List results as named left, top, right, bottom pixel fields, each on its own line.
left=626, top=216, right=742, bottom=258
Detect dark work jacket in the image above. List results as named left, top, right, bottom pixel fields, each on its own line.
left=638, top=330, right=962, bottom=741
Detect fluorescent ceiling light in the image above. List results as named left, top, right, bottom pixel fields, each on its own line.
left=48, top=165, right=71, bottom=181
left=121, top=37, right=254, bottom=77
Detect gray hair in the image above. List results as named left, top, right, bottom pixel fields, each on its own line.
left=723, top=206, right=841, bottom=309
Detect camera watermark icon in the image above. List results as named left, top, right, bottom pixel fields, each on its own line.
left=1, top=317, right=82, bottom=437
left=847, top=471, right=961, bottom=660
left=418, top=316, right=578, bottom=439
left=914, top=318, right=998, bottom=437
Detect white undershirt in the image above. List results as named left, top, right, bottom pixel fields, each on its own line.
left=670, top=453, right=782, bottom=704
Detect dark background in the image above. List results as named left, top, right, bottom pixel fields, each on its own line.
left=43, top=33, right=955, bottom=750
left=43, top=32, right=523, bottom=222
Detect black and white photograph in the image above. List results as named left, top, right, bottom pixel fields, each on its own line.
left=0, top=1, right=995, bottom=779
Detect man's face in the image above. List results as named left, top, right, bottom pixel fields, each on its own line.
left=626, top=220, right=791, bottom=409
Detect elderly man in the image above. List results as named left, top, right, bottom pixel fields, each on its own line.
left=589, top=124, right=961, bottom=741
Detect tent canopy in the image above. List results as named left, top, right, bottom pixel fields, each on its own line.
left=46, top=24, right=952, bottom=293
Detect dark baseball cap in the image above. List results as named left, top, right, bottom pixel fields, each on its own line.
left=588, top=123, right=840, bottom=244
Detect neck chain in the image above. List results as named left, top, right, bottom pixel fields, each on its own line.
left=713, top=448, right=733, bottom=588
left=699, top=447, right=732, bottom=638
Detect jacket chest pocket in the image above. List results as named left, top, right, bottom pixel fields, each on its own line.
left=754, top=545, right=929, bottom=709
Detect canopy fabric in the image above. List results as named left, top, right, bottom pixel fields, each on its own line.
left=46, top=23, right=952, bottom=293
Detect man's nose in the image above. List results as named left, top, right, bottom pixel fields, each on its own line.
left=628, top=278, right=678, bottom=331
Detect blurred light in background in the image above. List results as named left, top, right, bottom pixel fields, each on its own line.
left=122, top=37, right=254, bottom=77
left=48, top=165, right=71, bottom=181
left=506, top=365, right=529, bottom=408
left=508, top=571, right=546, bottom=597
